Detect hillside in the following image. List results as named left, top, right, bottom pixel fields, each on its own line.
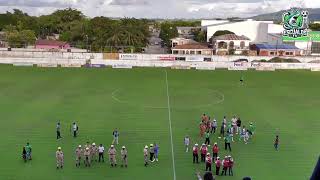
left=251, top=8, right=320, bottom=22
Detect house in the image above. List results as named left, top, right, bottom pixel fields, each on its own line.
left=176, top=26, right=202, bottom=39
left=170, top=37, right=197, bottom=48
left=35, top=39, right=70, bottom=50
left=212, top=34, right=251, bottom=55
left=171, top=43, right=213, bottom=55
left=250, top=44, right=301, bottom=56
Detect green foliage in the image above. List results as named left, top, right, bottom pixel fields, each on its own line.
left=5, top=29, right=36, bottom=47
left=268, top=57, right=301, bottom=63
left=0, top=9, right=151, bottom=52
left=309, top=23, right=320, bottom=31
left=193, top=29, right=206, bottom=43
left=213, top=30, right=235, bottom=37
left=228, top=49, right=235, bottom=55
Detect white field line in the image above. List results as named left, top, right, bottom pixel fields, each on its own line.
left=111, top=88, right=224, bottom=110
left=165, top=70, right=176, bottom=180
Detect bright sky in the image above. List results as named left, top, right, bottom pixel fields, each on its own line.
left=0, top=0, right=319, bottom=18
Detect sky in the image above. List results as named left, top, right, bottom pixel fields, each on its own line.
left=0, top=0, right=319, bottom=18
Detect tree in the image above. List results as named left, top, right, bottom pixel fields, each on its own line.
left=310, top=23, right=320, bottom=31
left=213, top=30, right=235, bottom=37
left=193, top=29, right=207, bottom=43
left=20, top=30, right=36, bottom=45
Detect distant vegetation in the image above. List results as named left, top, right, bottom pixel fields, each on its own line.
left=159, top=20, right=201, bottom=46
left=0, top=8, right=151, bottom=52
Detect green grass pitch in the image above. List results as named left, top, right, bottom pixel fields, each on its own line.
left=0, top=65, right=319, bottom=180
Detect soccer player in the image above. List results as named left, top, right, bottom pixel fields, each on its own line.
left=240, top=74, right=244, bottom=85
left=215, top=157, right=221, bottom=176
left=205, top=153, right=212, bottom=171
left=221, top=156, right=229, bottom=176
left=212, top=143, right=219, bottom=160
left=204, top=131, right=210, bottom=145
left=211, top=119, right=217, bottom=134
left=232, top=116, right=237, bottom=134
left=56, top=147, right=64, bottom=169
left=274, top=135, right=280, bottom=151
left=56, top=122, right=62, bottom=139
left=224, top=133, right=232, bottom=152
left=200, top=123, right=206, bottom=138
left=248, top=122, right=256, bottom=137
left=72, top=122, right=78, bottom=137
left=239, top=126, right=246, bottom=143
left=219, top=117, right=226, bottom=138
left=244, top=130, right=250, bottom=144
left=22, top=147, right=27, bottom=162
left=25, top=142, right=32, bottom=160
left=91, top=143, right=98, bottom=162
left=236, top=118, right=242, bottom=134
left=98, top=144, right=105, bottom=162
left=228, top=122, right=234, bottom=142
left=192, top=144, right=199, bottom=164
left=121, top=146, right=128, bottom=167
left=201, top=113, right=208, bottom=123
left=200, top=144, right=208, bottom=162
left=184, top=136, right=190, bottom=152
left=84, top=147, right=91, bottom=167
left=112, top=128, right=120, bottom=145
left=149, top=144, right=155, bottom=162
left=154, top=143, right=159, bottom=162
left=75, top=145, right=82, bottom=167
left=144, top=145, right=149, bottom=167
left=228, top=155, right=234, bottom=176
left=108, top=144, right=117, bottom=167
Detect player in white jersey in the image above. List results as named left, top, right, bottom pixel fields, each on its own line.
left=184, top=136, right=190, bottom=152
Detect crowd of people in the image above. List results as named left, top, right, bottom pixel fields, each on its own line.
left=55, top=142, right=129, bottom=169
left=21, top=115, right=282, bottom=180
left=188, top=113, right=257, bottom=178
left=23, top=122, right=162, bottom=170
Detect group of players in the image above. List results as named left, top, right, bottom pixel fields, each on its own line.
left=184, top=114, right=256, bottom=177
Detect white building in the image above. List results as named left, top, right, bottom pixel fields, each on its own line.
left=212, top=34, right=251, bottom=55
left=170, top=37, right=197, bottom=48
left=203, top=19, right=283, bottom=44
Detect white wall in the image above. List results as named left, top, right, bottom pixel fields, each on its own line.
left=206, top=20, right=283, bottom=43
left=268, top=24, right=284, bottom=34
left=0, top=50, right=102, bottom=59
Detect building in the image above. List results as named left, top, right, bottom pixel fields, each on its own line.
left=250, top=44, right=301, bottom=56
left=0, top=32, right=7, bottom=48
left=176, top=26, right=202, bottom=39
left=203, top=19, right=283, bottom=44
left=35, top=39, right=70, bottom=50
left=212, top=34, right=251, bottom=55
left=171, top=43, right=213, bottom=55
left=283, top=31, right=320, bottom=55
left=171, top=37, right=197, bottom=48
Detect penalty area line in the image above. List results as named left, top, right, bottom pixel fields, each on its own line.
left=165, top=70, right=176, bottom=180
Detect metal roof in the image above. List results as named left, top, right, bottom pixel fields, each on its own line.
left=254, top=44, right=299, bottom=50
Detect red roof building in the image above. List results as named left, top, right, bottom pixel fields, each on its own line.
left=171, top=43, right=213, bottom=55
left=35, top=39, right=70, bottom=50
